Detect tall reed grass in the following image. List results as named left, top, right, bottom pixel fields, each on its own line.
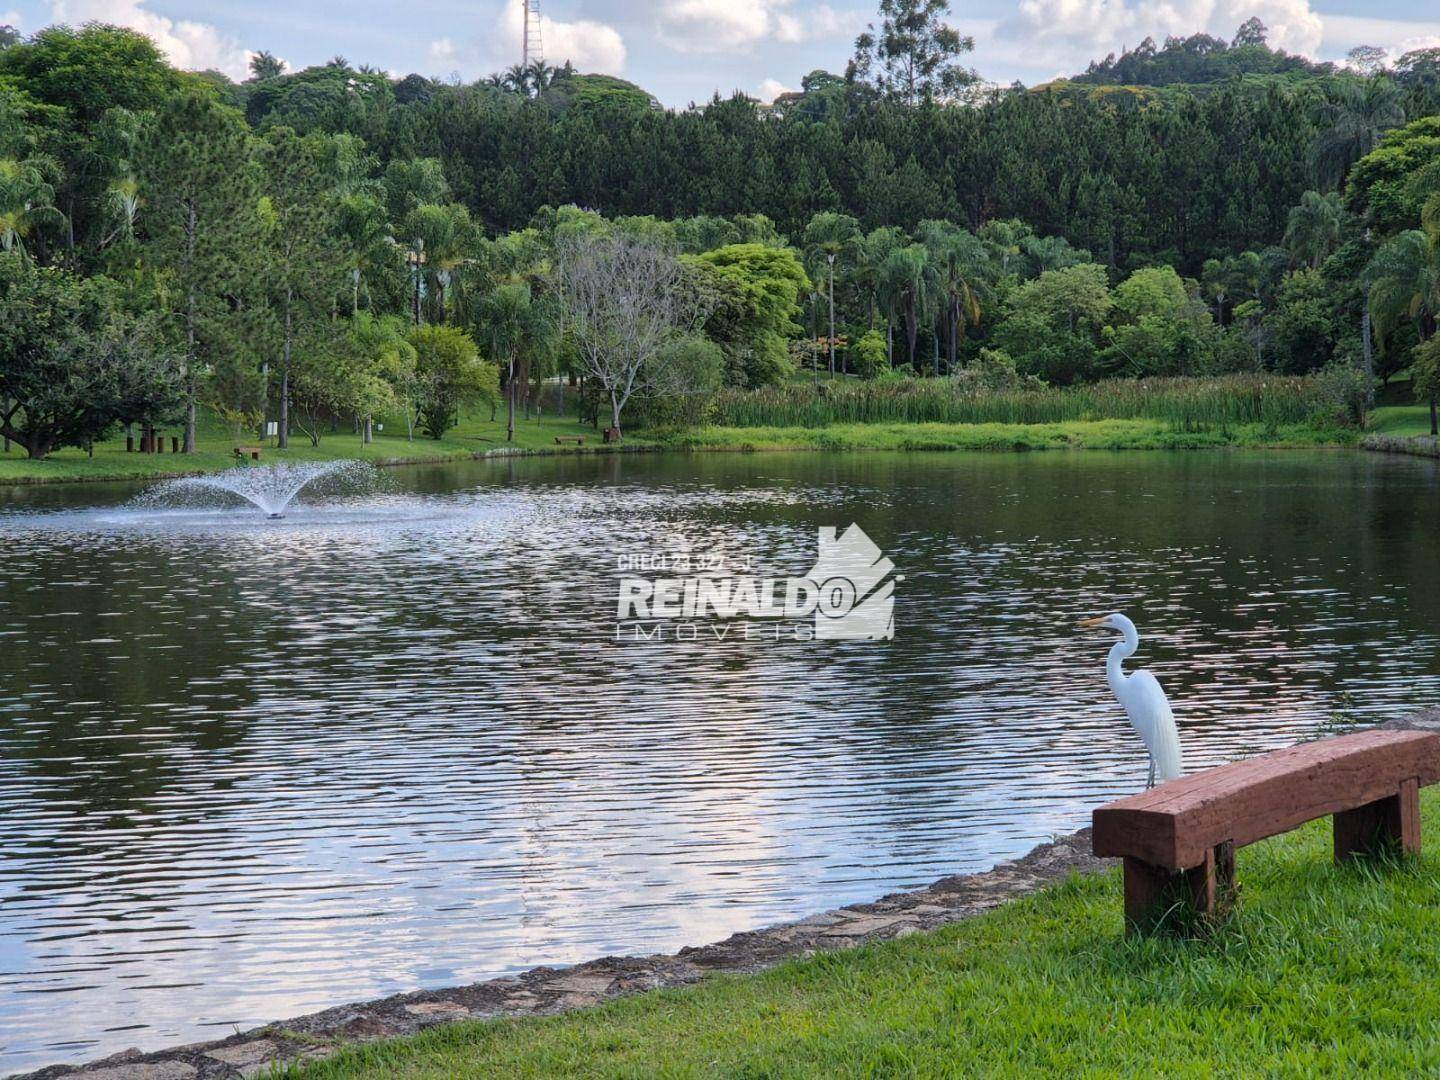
left=710, top=376, right=1337, bottom=431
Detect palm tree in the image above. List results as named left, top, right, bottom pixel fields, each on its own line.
left=504, top=64, right=532, bottom=96
left=879, top=243, right=942, bottom=372
left=247, top=51, right=285, bottom=81
left=853, top=226, right=904, bottom=344
left=1203, top=248, right=1284, bottom=361
left=916, top=220, right=991, bottom=374
left=400, top=202, right=474, bottom=323
left=481, top=282, right=532, bottom=441
left=0, top=154, right=64, bottom=260
left=1365, top=202, right=1440, bottom=432
left=1309, top=77, right=1406, bottom=191
left=977, top=218, right=1030, bottom=276
left=801, top=212, right=860, bottom=375
left=1020, top=233, right=1088, bottom=274
left=1284, top=190, right=1346, bottom=269
left=1200, top=258, right=1230, bottom=325
left=475, top=230, right=558, bottom=420
left=100, top=174, right=141, bottom=248
left=526, top=60, right=558, bottom=95
left=338, top=193, right=392, bottom=313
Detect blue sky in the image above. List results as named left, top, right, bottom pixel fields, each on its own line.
left=6, top=0, right=1440, bottom=106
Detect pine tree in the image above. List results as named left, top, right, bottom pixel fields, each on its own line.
left=137, top=91, right=260, bottom=451
left=258, top=127, right=345, bottom=449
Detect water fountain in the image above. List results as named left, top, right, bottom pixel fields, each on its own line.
left=143, top=460, right=374, bottom=518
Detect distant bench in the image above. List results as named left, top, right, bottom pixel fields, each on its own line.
left=1093, top=729, right=1440, bottom=933
left=233, top=446, right=262, bottom=460
left=554, top=435, right=586, bottom=445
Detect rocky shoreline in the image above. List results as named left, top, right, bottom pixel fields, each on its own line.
left=1361, top=432, right=1440, bottom=459
left=18, top=709, right=1440, bottom=1080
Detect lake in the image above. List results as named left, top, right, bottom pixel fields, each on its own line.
left=1, top=449, right=1438, bottom=1072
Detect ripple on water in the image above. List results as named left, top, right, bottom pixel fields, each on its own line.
left=0, top=449, right=1438, bottom=1072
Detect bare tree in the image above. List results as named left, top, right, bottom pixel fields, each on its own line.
left=557, top=234, right=712, bottom=440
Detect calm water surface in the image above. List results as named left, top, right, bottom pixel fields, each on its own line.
left=1, top=450, right=1438, bottom=1071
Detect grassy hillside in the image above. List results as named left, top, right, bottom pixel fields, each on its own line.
left=1368, top=405, right=1437, bottom=437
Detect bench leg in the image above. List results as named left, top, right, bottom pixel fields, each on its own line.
left=1123, top=847, right=1225, bottom=936
left=1334, top=778, right=1420, bottom=862
left=1214, top=839, right=1238, bottom=918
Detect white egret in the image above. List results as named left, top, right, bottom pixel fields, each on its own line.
left=1079, top=613, right=1183, bottom=788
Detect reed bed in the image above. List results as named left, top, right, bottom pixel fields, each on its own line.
left=710, top=376, right=1336, bottom=432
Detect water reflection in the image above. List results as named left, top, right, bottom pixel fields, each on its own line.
left=1, top=450, right=1438, bottom=1072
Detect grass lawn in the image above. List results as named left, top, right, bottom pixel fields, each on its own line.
left=1368, top=404, right=1437, bottom=438
left=297, top=789, right=1440, bottom=1077
left=0, top=407, right=620, bottom=485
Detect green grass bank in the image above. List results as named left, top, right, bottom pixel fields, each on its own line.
left=0, top=403, right=1431, bottom=487
left=297, top=788, right=1440, bottom=1078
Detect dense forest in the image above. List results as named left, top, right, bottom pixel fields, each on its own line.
left=2, top=2, right=1440, bottom=460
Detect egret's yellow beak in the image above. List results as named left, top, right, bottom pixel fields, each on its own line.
left=1077, top=615, right=1110, bottom=629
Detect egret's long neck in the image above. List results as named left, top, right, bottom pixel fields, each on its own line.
left=1106, top=624, right=1139, bottom=694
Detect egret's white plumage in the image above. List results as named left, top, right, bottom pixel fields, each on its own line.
left=1080, top=613, right=1183, bottom=787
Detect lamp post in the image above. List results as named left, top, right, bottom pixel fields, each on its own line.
left=827, top=252, right=836, bottom=379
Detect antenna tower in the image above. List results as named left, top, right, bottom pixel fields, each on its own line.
left=523, top=0, right=543, bottom=67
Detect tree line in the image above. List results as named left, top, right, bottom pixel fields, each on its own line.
left=1, top=7, right=1438, bottom=458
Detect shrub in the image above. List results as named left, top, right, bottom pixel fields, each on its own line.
left=851, top=330, right=889, bottom=380
left=406, top=324, right=497, bottom=438
left=1311, top=361, right=1371, bottom=427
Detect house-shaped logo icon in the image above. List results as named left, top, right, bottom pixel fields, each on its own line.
left=806, top=524, right=896, bottom=641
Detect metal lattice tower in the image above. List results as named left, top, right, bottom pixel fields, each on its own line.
left=523, top=0, right=544, bottom=67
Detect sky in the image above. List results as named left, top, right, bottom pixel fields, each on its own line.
left=3, top=0, right=1440, bottom=107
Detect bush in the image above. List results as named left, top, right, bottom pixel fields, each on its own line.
left=951, top=348, right=1029, bottom=393
left=1413, top=337, right=1440, bottom=406
left=1311, top=361, right=1371, bottom=426
left=406, top=324, right=497, bottom=438
left=628, top=335, right=724, bottom=428
left=851, top=330, right=889, bottom=380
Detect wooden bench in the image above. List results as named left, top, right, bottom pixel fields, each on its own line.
left=233, top=446, right=262, bottom=460
left=554, top=435, right=586, bottom=445
left=1093, top=729, right=1440, bottom=934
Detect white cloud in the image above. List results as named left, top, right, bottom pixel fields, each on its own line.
left=430, top=37, right=458, bottom=65
left=756, top=77, right=793, bottom=102
left=1321, top=14, right=1440, bottom=65
left=1, top=9, right=20, bottom=28
left=658, top=0, right=858, bottom=55
left=983, top=2, right=1440, bottom=82
left=994, top=0, right=1324, bottom=72
left=433, top=0, right=626, bottom=77
left=49, top=0, right=255, bottom=80
left=498, top=0, right=626, bottom=73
